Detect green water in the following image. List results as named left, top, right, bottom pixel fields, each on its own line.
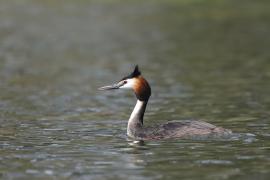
left=0, top=0, right=269, bottom=179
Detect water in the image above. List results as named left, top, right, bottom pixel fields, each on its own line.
left=0, top=0, right=270, bottom=179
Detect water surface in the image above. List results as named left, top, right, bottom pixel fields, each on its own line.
left=0, top=0, right=270, bottom=179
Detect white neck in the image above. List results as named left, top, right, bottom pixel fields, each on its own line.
left=127, top=100, right=148, bottom=137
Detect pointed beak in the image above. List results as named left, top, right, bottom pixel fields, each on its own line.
left=98, top=81, right=125, bottom=90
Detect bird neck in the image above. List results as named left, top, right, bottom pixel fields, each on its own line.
left=127, top=99, right=148, bottom=137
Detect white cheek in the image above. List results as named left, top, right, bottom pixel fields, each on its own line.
left=120, top=79, right=135, bottom=89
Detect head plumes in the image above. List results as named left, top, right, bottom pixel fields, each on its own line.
left=121, top=65, right=141, bottom=80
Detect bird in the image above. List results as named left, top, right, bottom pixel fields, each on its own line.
left=99, top=65, right=232, bottom=141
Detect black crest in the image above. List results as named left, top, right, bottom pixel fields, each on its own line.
left=122, top=65, right=141, bottom=80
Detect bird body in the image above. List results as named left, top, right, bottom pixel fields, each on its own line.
left=99, top=66, right=231, bottom=141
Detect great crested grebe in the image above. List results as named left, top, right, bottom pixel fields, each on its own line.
left=99, top=65, right=232, bottom=140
